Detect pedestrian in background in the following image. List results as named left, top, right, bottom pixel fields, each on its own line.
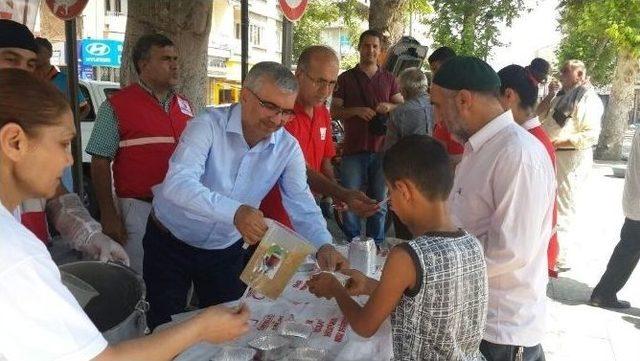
left=331, top=29, right=403, bottom=245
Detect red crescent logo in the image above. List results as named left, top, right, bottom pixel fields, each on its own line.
left=45, top=0, right=89, bottom=21
left=279, top=0, right=309, bottom=22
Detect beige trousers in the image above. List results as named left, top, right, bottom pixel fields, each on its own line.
left=555, top=148, right=593, bottom=266
left=118, top=198, right=152, bottom=274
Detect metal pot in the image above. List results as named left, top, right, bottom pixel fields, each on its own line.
left=59, top=261, right=148, bottom=344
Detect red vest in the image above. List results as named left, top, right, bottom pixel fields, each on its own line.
left=19, top=198, right=50, bottom=245
left=110, top=84, right=192, bottom=198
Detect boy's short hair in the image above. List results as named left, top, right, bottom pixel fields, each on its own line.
left=383, top=135, right=453, bottom=201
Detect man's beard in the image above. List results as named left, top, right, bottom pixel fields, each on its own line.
left=452, top=129, right=470, bottom=144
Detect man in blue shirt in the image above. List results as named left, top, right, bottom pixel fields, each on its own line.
left=144, top=61, right=348, bottom=329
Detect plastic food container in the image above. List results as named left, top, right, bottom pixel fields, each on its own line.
left=286, top=347, right=326, bottom=361
left=241, top=219, right=316, bottom=299
left=280, top=321, right=313, bottom=339
left=248, top=334, right=291, bottom=360
left=211, top=346, right=256, bottom=361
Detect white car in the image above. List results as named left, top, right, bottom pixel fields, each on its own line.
left=78, top=79, right=120, bottom=162
left=77, top=79, right=120, bottom=215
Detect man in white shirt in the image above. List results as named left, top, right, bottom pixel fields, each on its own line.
left=430, top=56, right=555, bottom=361
left=540, top=59, right=604, bottom=270
left=590, top=128, right=640, bottom=309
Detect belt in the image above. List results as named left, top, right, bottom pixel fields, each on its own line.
left=150, top=210, right=170, bottom=234
left=555, top=148, right=578, bottom=152
left=133, top=196, right=153, bottom=203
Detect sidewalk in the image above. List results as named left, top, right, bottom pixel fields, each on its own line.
left=543, top=163, right=639, bottom=361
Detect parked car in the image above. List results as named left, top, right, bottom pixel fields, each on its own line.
left=77, top=79, right=120, bottom=216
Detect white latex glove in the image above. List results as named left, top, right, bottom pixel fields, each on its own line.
left=47, top=193, right=129, bottom=265
left=84, top=232, right=130, bottom=266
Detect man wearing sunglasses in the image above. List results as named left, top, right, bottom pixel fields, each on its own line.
left=540, top=59, right=603, bottom=271
left=144, top=61, right=348, bottom=329
left=260, top=46, right=379, bottom=231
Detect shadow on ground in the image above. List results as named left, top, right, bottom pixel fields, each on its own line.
left=622, top=316, right=640, bottom=330
left=547, top=276, right=640, bottom=318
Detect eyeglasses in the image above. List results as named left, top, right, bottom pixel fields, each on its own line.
left=303, top=72, right=337, bottom=89
left=247, top=87, right=296, bottom=118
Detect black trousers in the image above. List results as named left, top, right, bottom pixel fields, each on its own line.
left=592, top=218, right=640, bottom=299
left=480, top=340, right=545, bottom=361
left=142, top=216, right=246, bottom=330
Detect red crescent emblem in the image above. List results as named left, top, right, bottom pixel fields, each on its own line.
left=45, top=0, right=89, bottom=21
left=279, top=0, right=309, bottom=22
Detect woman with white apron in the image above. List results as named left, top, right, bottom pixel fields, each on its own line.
left=0, top=68, right=250, bottom=360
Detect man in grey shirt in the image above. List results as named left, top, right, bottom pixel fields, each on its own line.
left=384, top=67, right=433, bottom=151
left=385, top=67, right=433, bottom=239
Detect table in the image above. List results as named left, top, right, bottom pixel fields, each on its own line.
left=167, top=245, right=393, bottom=360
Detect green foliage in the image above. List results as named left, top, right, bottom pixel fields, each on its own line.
left=407, top=0, right=433, bottom=15
left=337, top=0, right=368, bottom=47
left=340, top=52, right=360, bottom=70
left=292, top=0, right=366, bottom=63
left=556, top=0, right=640, bottom=86
left=292, top=0, right=340, bottom=62
left=425, top=0, right=528, bottom=60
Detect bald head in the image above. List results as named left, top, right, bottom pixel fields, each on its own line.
left=295, top=45, right=340, bottom=108
left=296, top=45, right=339, bottom=72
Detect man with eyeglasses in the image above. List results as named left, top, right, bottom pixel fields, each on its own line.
left=540, top=59, right=603, bottom=271
left=260, top=46, right=378, bottom=231
left=144, top=61, right=348, bottom=329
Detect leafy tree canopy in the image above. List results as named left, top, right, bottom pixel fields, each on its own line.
left=425, top=0, right=528, bottom=60
left=556, top=0, right=640, bottom=86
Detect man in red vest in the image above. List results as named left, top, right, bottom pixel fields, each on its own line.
left=0, top=19, right=128, bottom=264
left=260, top=46, right=378, bottom=229
left=87, top=34, right=193, bottom=274
left=497, top=64, right=559, bottom=277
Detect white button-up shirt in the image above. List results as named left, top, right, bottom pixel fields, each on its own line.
left=449, top=111, right=556, bottom=346
left=623, top=128, right=640, bottom=221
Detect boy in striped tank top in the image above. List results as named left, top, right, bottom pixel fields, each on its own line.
left=308, top=135, right=488, bottom=360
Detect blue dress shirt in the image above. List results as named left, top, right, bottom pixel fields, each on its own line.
left=152, top=104, right=332, bottom=250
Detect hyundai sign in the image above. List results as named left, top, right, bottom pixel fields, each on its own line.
left=80, top=39, right=123, bottom=67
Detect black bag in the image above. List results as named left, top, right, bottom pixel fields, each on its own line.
left=351, top=70, right=388, bottom=136
left=369, top=114, right=389, bottom=136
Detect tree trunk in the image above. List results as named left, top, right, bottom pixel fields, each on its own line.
left=368, top=0, right=409, bottom=48
left=121, top=1, right=212, bottom=110
left=460, top=6, right=477, bottom=55
left=595, top=49, right=640, bottom=160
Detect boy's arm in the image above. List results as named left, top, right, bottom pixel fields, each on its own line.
left=308, top=246, right=416, bottom=338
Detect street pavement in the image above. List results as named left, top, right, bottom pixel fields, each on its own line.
left=543, top=160, right=639, bottom=361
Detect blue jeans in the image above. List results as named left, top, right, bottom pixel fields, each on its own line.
left=340, top=152, right=387, bottom=244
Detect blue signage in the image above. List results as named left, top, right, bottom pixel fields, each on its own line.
left=79, top=63, right=94, bottom=80
left=80, top=39, right=123, bottom=67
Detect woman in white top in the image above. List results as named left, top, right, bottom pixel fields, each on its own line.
left=0, top=68, right=250, bottom=361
